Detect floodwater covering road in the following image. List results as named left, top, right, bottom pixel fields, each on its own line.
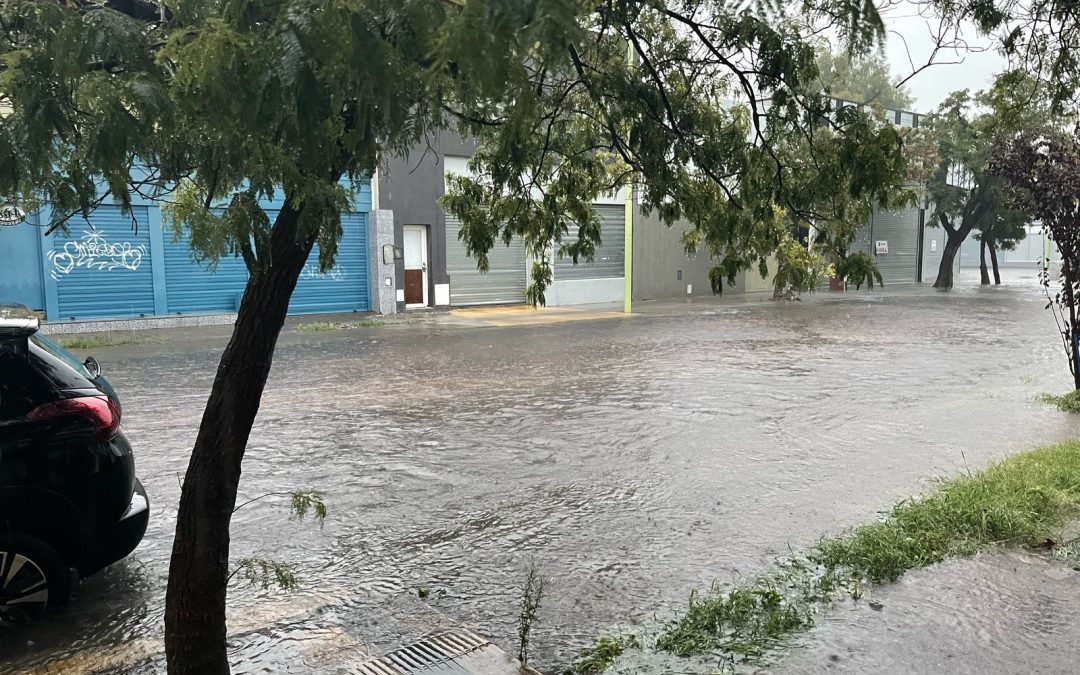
left=5, top=269, right=1080, bottom=674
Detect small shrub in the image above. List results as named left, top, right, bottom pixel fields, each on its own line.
left=517, top=562, right=548, bottom=666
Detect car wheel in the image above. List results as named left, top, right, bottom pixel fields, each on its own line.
left=0, top=533, right=71, bottom=621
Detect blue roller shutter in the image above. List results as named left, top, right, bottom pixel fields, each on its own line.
left=164, top=225, right=248, bottom=314
left=48, top=206, right=156, bottom=320
left=163, top=210, right=369, bottom=315
left=290, top=212, right=370, bottom=313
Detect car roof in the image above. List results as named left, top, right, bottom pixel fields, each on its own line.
left=0, top=304, right=40, bottom=339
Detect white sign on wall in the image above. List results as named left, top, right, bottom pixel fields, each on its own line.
left=875, top=240, right=889, bottom=255
left=931, top=239, right=937, bottom=252
left=0, top=204, right=26, bottom=226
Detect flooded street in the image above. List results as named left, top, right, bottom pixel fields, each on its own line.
left=5, top=270, right=1080, bottom=673
left=771, top=551, right=1080, bottom=674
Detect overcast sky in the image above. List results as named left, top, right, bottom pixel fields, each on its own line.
left=878, top=7, right=1004, bottom=111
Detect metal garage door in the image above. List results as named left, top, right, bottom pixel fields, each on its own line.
left=554, top=205, right=625, bottom=280
left=871, top=207, right=919, bottom=284
left=445, top=213, right=527, bottom=305
left=49, top=206, right=155, bottom=320
left=290, top=212, right=370, bottom=313
left=164, top=220, right=247, bottom=314
left=164, top=211, right=369, bottom=315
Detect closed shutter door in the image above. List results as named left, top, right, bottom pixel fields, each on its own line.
left=921, top=210, right=945, bottom=282
left=49, top=206, right=155, bottom=320
left=445, top=213, right=527, bottom=305
left=872, top=207, right=919, bottom=284
left=164, top=223, right=248, bottom=314
left=554, top=204, right=625, bottom=280
left=165, top=212, right=369, bottom=315
left=290, top=212, right=370, bottom=313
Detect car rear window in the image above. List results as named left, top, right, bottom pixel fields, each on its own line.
left=30, top=333, right=94, bottom=380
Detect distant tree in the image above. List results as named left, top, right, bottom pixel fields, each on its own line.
left=975, top=201, right=1028, bottom=285
left=911, top=73, right=1049, bottom=289
left=992, top=128, right=1080, bottom=389
left=814, top=48, right=915, bottom=109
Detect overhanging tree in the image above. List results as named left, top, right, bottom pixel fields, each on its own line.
left=0, top=1, right=910, bottom=672
left=992, top=128, right=1080, bottom=390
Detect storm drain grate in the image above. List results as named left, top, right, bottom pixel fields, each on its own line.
left=355, top=628, right=523, bottom=675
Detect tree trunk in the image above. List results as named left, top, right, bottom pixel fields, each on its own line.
left=164, top=199, right=316, bottom=675
left=979, top=238, right=990, bottom=285
left=1062, top=255, right=1080, bottom=391
left=933, top=227, right=970, bottom=289
left=988, top=239, right=1001, bottom=285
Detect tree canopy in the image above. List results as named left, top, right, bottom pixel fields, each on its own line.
left=907, top=73, right=1050, bottom=287
left=1, top=0, right=909, bottom=302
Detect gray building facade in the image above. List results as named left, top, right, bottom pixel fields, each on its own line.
left=375, top=132, right=476, bottom=313
left=377, top=132, right=629, bottom=310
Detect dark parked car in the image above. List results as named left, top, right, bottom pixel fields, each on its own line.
left=0, top=305, right=148, bottom=620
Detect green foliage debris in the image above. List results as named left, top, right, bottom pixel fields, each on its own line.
left=289, top=490, right=327, bottom=527
left=564, top=635, right=641, bottom=675
left=1038, top=391, right=1080, bottom=414
left=230, top=557, right=298, bottom=591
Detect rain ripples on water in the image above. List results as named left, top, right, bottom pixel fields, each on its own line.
left=5, top=271, right=1080, bottom=673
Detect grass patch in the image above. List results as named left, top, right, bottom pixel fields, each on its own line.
left=294, top=319, right=389, bottom=332
left=57, top=334, right=162, bottom=349
left=568, top=440, right=1080, bottom=672
left=1038, top=390, right=1080, bottom=414
left=294, top=322, right=341, bottom=332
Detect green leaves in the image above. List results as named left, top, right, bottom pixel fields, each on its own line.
left=289, top=490, right=327, bottom=526
left=229, top=557, right=299, bottom=591
left=2, top=0, right=901, bottom=297
left=914, top=74, right=1050, bottom=254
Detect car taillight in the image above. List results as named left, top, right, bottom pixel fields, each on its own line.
left=27, top=395, right=121, bottom=443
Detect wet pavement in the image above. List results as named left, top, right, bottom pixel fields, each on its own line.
left=770, top=551, right=1080, bottom=675
left=5, top=269, right=1080, bottom=673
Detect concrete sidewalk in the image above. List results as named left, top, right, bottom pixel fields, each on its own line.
left=39, top=266, right=1028, bottom=340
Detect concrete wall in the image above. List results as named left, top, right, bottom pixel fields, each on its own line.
left=632, top=209, right=716, bottom=300
left=632, top=208, right=774, bottom=300
left=958, top=225, right=1060, bottom=269
left=546, top=277, right=625, bottom=305
left=740, top=257, right=776, bottom=294
left=376, top=131, right=475, bottom=310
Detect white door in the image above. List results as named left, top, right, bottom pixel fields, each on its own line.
left=403, top=226, right=429, bottom=307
